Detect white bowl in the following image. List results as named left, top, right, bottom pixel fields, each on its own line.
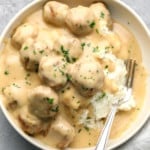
left=0, top=0, right=150, bottom=150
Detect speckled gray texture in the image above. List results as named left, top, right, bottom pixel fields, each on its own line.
left=0, top=0, right=150, bottom=150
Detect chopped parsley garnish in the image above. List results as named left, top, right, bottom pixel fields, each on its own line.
left=39, top=50, right=44, bottom=54
left=96, top=28, right=99, bottom=34
left=88, top=142, right=91, bottom=146
left=1, top=87, right=5, bottom=93
left=93, top=46, right=99, bottom=52
left=61, top=90, right=65, bottom=93
left=99, top=92, right=106, bottom=99
left=81, top=86, right=89, bottom=91
left=86, top=116, right=91, bottom=120
left=47, top=98, right=54, bottom=104
left=105, top=46, right=110, bottom=50
left=87, top=43, right=91, bottom=47
left=89, top=21, right=96, bottom=28
left=59, top=68, right=65, bottom=76
left=25, top=81, right=31, bottom=86
left=78, top=129, right=82, bottom=133
left=4, top=70, right=9, bottom=75
left=60, top=45, right=71, bottom=63
left=33, top=50, right=37, bottom=55
left=81, top=43, right=86, bottom=50
left=25, top=73, right=30, bottom=80
left=24, top=46, right=28, bottom=50
left=72, top=96, right=75, bottom=99
left=51, top=105, right=59, bottom=112
left=105, top=65, right=109, bottom=69
left=72, top=57, right=77, bottom=63
left=12, top=83, right=21, bottom=88
left=66, top=74, right=72, bottom=81
left=79, top=24, right=83, bottom=30
left=100, top=12, right=105, bottom=18
left=84, top=126, right=90, bottom=131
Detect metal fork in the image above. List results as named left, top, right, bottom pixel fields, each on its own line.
left=95, top=59, right=136, bottom=150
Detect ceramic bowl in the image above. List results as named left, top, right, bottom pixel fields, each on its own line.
left=0, top=0, right=150, bottom=149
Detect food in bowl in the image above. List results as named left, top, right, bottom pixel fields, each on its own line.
left=0, top=0, right=147, bottom=149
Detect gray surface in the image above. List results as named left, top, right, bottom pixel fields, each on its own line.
left=0, top=0, right=150, bottom=150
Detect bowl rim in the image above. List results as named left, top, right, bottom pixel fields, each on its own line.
left=0, top=0, right=150, bottom=150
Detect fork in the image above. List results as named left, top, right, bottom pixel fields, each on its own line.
left=95, top=59, right=136, bottom=150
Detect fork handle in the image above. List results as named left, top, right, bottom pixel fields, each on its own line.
left=95, top=104, right=118, bottom=150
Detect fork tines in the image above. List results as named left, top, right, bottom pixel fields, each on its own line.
left=125, top=59, right=136, bottom=88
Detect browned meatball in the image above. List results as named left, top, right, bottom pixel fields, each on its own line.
left=90, top=2, right=112, bottom=29
left=66, top=6, right=96, bottom=35
left=28, top=86, right=59, bottom=119
left=39, top=56, right=68, bottom=90
left=69, top=59, right=104, bottom=96
left=51, top=115, right=75, bottom=148
left=19, top=106, right=49, bottom=135
left=20, top=37, right=51, bottom=71
left=12, top=23, right=38, bottom=46
left=43, top=1, right=69, bottom=26
left=53, top=34, right=83, bottom=63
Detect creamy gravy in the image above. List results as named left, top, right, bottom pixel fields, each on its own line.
left=0, top=2, right=147, bottom=149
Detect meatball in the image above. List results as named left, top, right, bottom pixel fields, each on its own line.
left=19, top=106, right=49, bottom=135
left=90, top=2, right=112, bottom=29
left=28, top=86, right=59, bottom=119
left=39, top=56, right=67, bottom=90
left=51, top=115, right=75, bottom=148
left=43, top=1, right=69, bottom=26
left=12, top=23, right=38, bottom=46
left=20, top=38, right=51, bottom=72
left=66, top=6, right=96, bottom=35
left=53, top=34, right=82, bottom=63
left=69, top=59, right=104, bottom=96
left=2, top=83, right=28, bottom=111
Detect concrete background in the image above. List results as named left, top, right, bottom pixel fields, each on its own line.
left=0, top=0, right=150, bottom=150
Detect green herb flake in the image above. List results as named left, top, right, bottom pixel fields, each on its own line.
left=47, top=98, right=54, bottom=104
left=87, top=116, right=91, bottom=120
left=87, top=43, right=91, bottom=47
left=88, top=142, right=91, bottom=146
left=24, top=46, right=28, bottom=50
left=105, top=65, right=109, bottom=69
left=60, top=45, right=71, bottom=63
left=72, top=96, right=75, bottom=99
left=33, top=50, right=37, bottom=55
left=1, top=87, right=6, bottom=93
left=72, top=57, right=77, bottom=63
left=12, top=83, right=21, bottom=88
left=84, top=126, right=90, bottom=132
left=105, top=46, right=110, bottom=50
left=59, top=69, right=65, bottom=76
left=25, top=81, right=31, bottom=86
left=93, top=46, right=99, bottom=52
left=39, top=50, right=44, bottom=54
left=81, top=43, right=86, bottom=50
left=99, top=92, right=106, bottom=99
left=128, top=49, right=131, bottom=53
left=51, top=105, right=59, bottom=112
left=79, top=24, right=83, bottom=30
left=89, top=21, right=96, bottom=28
left=25, top=73, right=31, bottom=80
left=78, top=129, right=82, bottom=133
left=4, top=70, right=9, bottom=75
left=66, top=74, right=72, bottom=81
left=61, top=90, right=65, bottom=93
left=95, top=28, right=99, bottom=34
left=100, top=12, right=105, bottom=18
